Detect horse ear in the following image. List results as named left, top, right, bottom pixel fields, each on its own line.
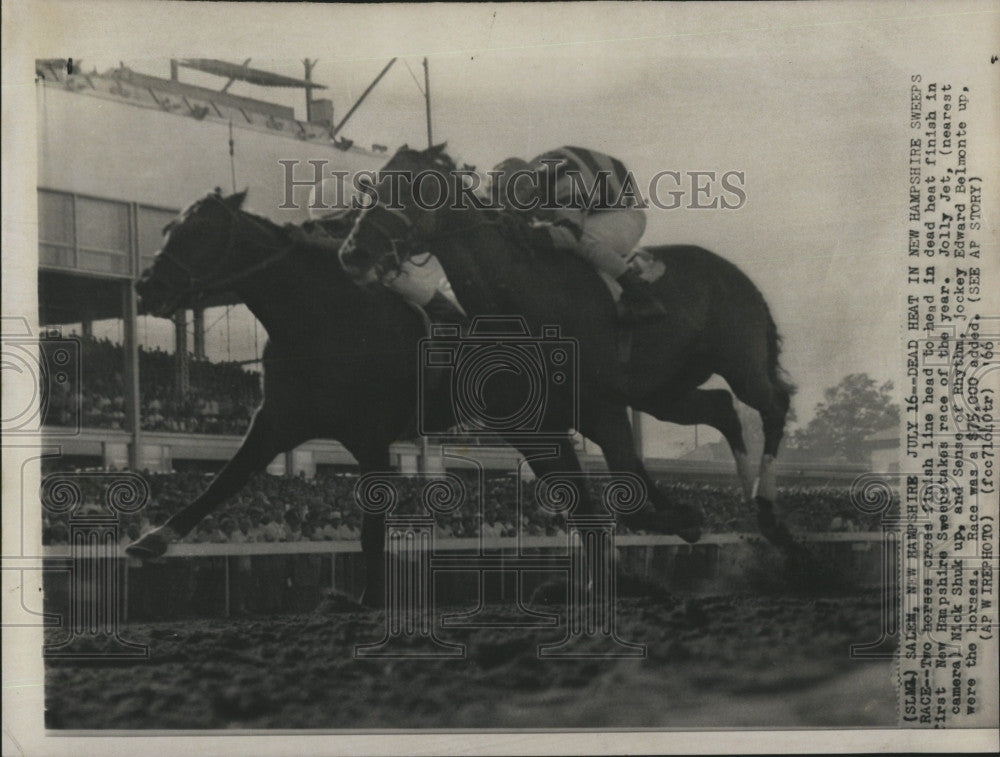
left=429, top=142, right=447, bottom=156
left=225, top=189, right=248, bottom=209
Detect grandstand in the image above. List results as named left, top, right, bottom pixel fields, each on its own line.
left=40, top=467, right=887, bottom=620
left=41, top=469, right=886, bottom=547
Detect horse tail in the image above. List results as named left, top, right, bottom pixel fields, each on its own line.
left=766, top=314, right=796, bottom=398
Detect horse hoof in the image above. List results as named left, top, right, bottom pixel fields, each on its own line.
left=675, top=526, right=702, bottom=545
left=623, top=505, right=703, bottom=543
left=667, top=501, right=704, bottom=544
left=125, top=526, right=177, bottom=559
left=755, top=496, right=793, bottom=548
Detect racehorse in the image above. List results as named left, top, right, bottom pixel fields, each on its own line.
left=128, top=190, right=427, bottom=603
left=339, top=144, right=795, bottom=545
left=127, top=166, right=794, bottom=602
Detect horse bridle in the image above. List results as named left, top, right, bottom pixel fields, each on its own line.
left=342, top=195, right=503, bottom=281
left=157, top=194, right=296, bottom=298
left=340, top=202, right=420, bottom=279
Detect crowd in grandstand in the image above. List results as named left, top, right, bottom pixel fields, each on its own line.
left=42, top=335, right=261, bottom=434
left=37, top=336, right=886, bottom=545
left=40, top=468, right=883, bottom=545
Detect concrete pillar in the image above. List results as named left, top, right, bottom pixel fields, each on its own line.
left=138, top=443, right=171, bottom=473
left=420, top=438, right=444, bottom=474
left=102, top=441, right=130, bottom=470
left=121, top=282, right=140, bottom=470
left=266, top=454, right=287, bottom=476
left=289, top=448, right=316, bottom=479
left=173, top=310, right=189, bottom=397
left=192, top=307, right=205, bottom=360
left=631, top=409, right=644, bottom=461
left=397, top=446, right=419, bottom=474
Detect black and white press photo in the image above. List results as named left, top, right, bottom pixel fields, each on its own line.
left=2, top=1, right=998, bottom=755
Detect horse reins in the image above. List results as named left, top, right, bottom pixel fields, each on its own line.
left=345, top=196, right=505, bottom=279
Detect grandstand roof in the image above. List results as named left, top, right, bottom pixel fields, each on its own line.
left=178, top=59, right=328, bottom=90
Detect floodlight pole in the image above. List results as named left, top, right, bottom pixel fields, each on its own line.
left=303, top=58, right=317, bottom=123
left=331, top=57, right=397, bottom=138
left=423, top=57, right=433, bottom=148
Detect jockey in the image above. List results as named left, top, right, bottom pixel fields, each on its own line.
left=492, top=147, right=666, bottom=322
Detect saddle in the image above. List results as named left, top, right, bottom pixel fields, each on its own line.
left=489, top=210, right=668, bottom=305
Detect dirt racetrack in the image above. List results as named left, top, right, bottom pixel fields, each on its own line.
left=46, top=589, right=896, bottom=730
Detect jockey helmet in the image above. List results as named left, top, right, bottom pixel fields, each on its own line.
left=493, top=157, right=530, bottom=175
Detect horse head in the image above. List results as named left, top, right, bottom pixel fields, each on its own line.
left=337, top=143, right=465, bottom=273
left=135, top=188, right=289, bottom=317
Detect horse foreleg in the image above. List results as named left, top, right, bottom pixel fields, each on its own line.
left=126, top=410, right=298, bottom=559
left=506, top=436, right=596, bottom=513
left=635, top=388, right=755, bottom=500
left=579, top=402, right=702, bottom=543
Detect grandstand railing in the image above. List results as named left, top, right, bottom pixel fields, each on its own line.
left=41, top=532, right=887, bottom=622
left=42, top=531, right=882, bottom=558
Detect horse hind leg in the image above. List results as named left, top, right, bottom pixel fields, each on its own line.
left=727, top=368, right=793, bottom=545
left=635, top=387, right=756, bottom=500
left=579, top=402, right=703, bottom=543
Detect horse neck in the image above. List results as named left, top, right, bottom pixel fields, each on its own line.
left=427, top=204, right=527, bottom=305
left=229, top=218, right=355, bottom=345
left=425, top=206, right=488, bottom=274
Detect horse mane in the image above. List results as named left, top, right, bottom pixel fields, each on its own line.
left=217, top=200, right=357, bottom=287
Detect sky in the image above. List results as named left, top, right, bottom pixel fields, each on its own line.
left=20, top=0, right=1000, bottom=451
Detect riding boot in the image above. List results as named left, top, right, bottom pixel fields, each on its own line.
left=423, top=291, right=469, bottom=328
left=616, top=268, right=667, bottom=323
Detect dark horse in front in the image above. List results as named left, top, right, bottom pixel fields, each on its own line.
left=128, top=150, right=794, bottom=601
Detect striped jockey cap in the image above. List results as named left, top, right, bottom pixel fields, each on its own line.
left=492, top=157, right=530, bottom=175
